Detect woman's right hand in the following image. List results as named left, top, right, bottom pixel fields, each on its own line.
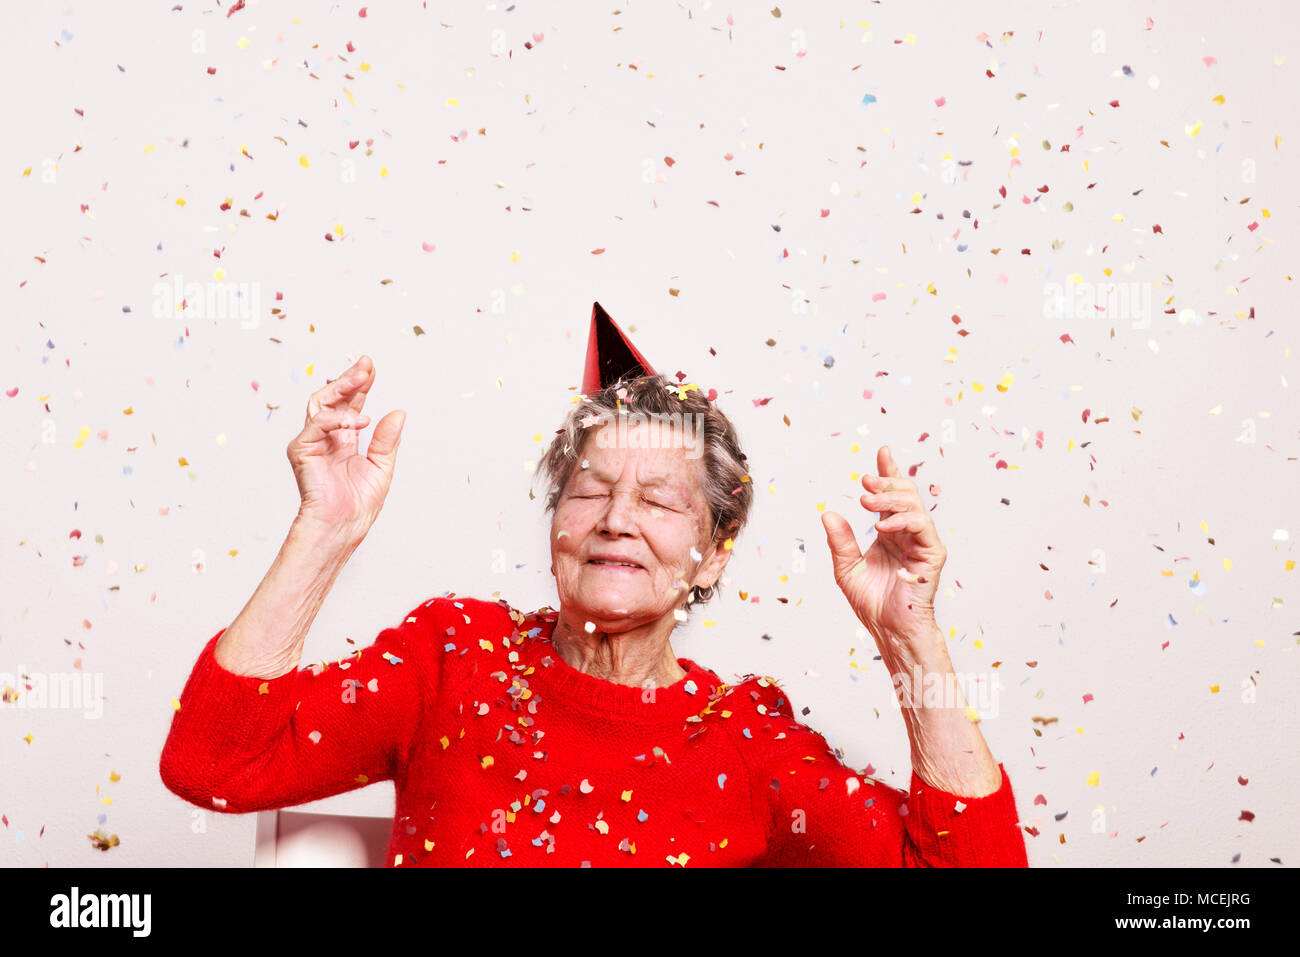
left=286, top=355, right=406, bottom=542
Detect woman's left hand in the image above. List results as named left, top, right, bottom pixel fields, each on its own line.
left=822, top=446, right=947, bottom=644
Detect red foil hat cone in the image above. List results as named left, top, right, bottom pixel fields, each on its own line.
left=582, top=302, right=657, bottom=393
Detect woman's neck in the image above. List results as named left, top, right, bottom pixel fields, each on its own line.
left=550, top=608, right=689, bottom=689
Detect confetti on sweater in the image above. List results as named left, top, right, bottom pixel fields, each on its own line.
left=159, top=598, right=1027, bottom=866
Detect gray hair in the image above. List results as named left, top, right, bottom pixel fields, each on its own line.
left=534, top=375, right=753, bottom=608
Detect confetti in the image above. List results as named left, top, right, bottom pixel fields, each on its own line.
left=21, top=5, right=1283, bottom=875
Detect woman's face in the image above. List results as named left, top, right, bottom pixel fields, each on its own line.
left=550, top=419, right=730, bottom=632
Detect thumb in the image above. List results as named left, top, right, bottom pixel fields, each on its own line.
left=366, top=409, right=406, bottom=475
left=821, top=510, right=863, bottom=581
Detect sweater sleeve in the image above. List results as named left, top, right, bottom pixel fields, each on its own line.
left=158, top=597, right=452, bottom=814
left=746, top=682, right=1029, bottom=867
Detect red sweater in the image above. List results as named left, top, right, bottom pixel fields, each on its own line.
left=160, top=595, right=1029, bottom=867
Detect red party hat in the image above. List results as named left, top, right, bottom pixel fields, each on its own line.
left=582, top=302, right=657, bottom=393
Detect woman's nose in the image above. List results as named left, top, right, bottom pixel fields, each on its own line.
left=597, top=489, right=639, bottom=536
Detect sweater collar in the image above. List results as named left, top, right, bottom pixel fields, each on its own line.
left=513, top=606, right=723, bottom=722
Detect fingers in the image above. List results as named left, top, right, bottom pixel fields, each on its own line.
left=294, top=407, right=372, bottom=448
left=878, top=445, right=902, bottom=480
left=874, top=509, right=945, bottom=552
left=342, top=356, right=377, bottom=412
left=860, top=488, right=921, bottom=515
left=305, top=356, right=375, bottom=426
left=365, top=409, right=406, bottom=475
left=860, top=475, right=923, bottom=524
left=861, top=469, right=915, bottom=496
left=821, top=510, right=865, bottom=581
left=859, top=455, right=944, bottom=553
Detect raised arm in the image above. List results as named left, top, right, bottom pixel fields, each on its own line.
left=783, top=444, right=1030, bottom=865
left=214, top=354, right=405, bottom=678
left=821, top=445, right=1004, bottom=797
left=159, top=355, right=419, bottom=812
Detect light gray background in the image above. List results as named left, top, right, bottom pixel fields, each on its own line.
left=3, top=0, right=1296, bottom=867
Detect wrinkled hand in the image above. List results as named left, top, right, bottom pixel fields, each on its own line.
left=822, top=446, right=947, bottom=643
left=287, top=355, right=406, bottom=541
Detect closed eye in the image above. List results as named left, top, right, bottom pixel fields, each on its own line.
left=568, top=489, right=679, bottom=510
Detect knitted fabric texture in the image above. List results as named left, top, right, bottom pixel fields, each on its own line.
left=160, top=595, right=1029, bottom=867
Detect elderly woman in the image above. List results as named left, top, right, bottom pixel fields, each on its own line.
left=160, top=304, right=1028, bottom=867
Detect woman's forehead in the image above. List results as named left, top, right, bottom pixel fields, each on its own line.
left=579, top=449, right=697, bottom=484
left=576, top=430, right=703, bottom=486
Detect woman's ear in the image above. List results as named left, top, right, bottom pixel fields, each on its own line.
left=697, top=523, right=739, bottom=589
